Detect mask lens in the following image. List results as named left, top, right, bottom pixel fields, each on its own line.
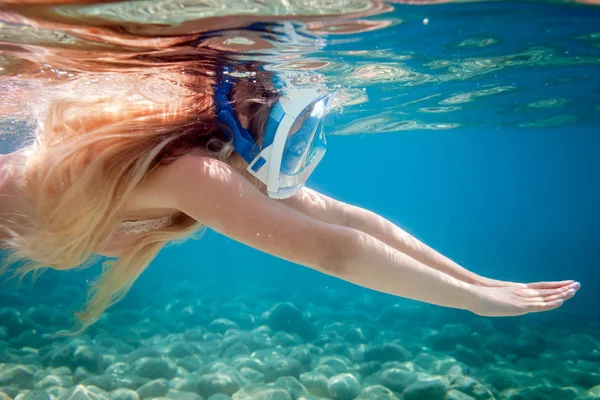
left=281, top=96, right=328, bottom=176
left=273, top=95, right=329, bottom=198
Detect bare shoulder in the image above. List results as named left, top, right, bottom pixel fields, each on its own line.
left=145, top=152, right=349, bottom=271
left=130, top=153, right=222, bottom=209
left=149, top=153, right=234, bottom=194
left=142, top=153, right=256, bottom=219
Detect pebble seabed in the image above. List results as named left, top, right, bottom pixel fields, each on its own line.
left=0, top=277, right=598, bottom=400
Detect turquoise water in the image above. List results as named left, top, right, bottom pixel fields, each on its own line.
left=1, top=1, right=600, bottom=399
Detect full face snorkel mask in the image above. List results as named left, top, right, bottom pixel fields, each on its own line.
left=215, top=68, right=331, bottom=199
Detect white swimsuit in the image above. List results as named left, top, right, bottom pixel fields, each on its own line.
left=115, top=215, right=174, bottom=235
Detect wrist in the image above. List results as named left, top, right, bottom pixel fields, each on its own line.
left=463, top=283, right=483, bottom=313
left=470, top=275, right=497, bottom=287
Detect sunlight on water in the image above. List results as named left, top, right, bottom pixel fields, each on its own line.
left=1, top=0, right=600, bottom=137
left=525, top=98, right=573, bottom=109
left=452, top=34, right=500, bottom=48
left=515, top=114, right=579, bottom=128
left=438, top=86, right=516, bottom=105
left=56, top=0, right=384, bottom=23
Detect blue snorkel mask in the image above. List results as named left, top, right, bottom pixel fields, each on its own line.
left=215, top=68, right=331, bottom=199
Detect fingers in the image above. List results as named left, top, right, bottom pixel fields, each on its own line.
left=526, top=280, right=577, bottom=290
left=523, top=283, right=579, bottom=314
left=527, top=299, right=565, bottom=313
left=528, top=288, right=577, bottom=303
left=521, top=282, right=581, bottom=298
left=544, top=289, right=577, bottom=302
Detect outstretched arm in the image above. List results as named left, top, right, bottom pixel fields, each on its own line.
left=150, top=155, right=575, bottom=316
left=278, top=187, right=489, bottom=284
left=280, top=187, right=577, bottom=290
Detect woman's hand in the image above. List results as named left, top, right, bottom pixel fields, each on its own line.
left=476, top=276, right=580, bottom=290
left=469, top=281, right=580, bottom=316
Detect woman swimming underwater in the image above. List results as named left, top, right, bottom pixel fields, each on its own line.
left=0, top=0, right=582, bottom=333
left=0, top=54, right=580, bottom=333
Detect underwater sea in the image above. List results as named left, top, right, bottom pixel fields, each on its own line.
left=1, top=0, right=600, bottom=399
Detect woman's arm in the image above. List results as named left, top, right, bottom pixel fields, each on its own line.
left=280, top=188, right=575, bottom=290
left=279, top=187, right=488, bottom=285
left=150, top=155, right=573, bottom=315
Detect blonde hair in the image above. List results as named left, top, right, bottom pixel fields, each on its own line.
left=1, top=62, right=278, bottom=334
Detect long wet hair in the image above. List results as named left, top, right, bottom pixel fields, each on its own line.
left=0, top=44, right=278, bottom=333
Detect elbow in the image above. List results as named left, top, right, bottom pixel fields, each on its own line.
left=314, top=226, right=362, bottom=276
